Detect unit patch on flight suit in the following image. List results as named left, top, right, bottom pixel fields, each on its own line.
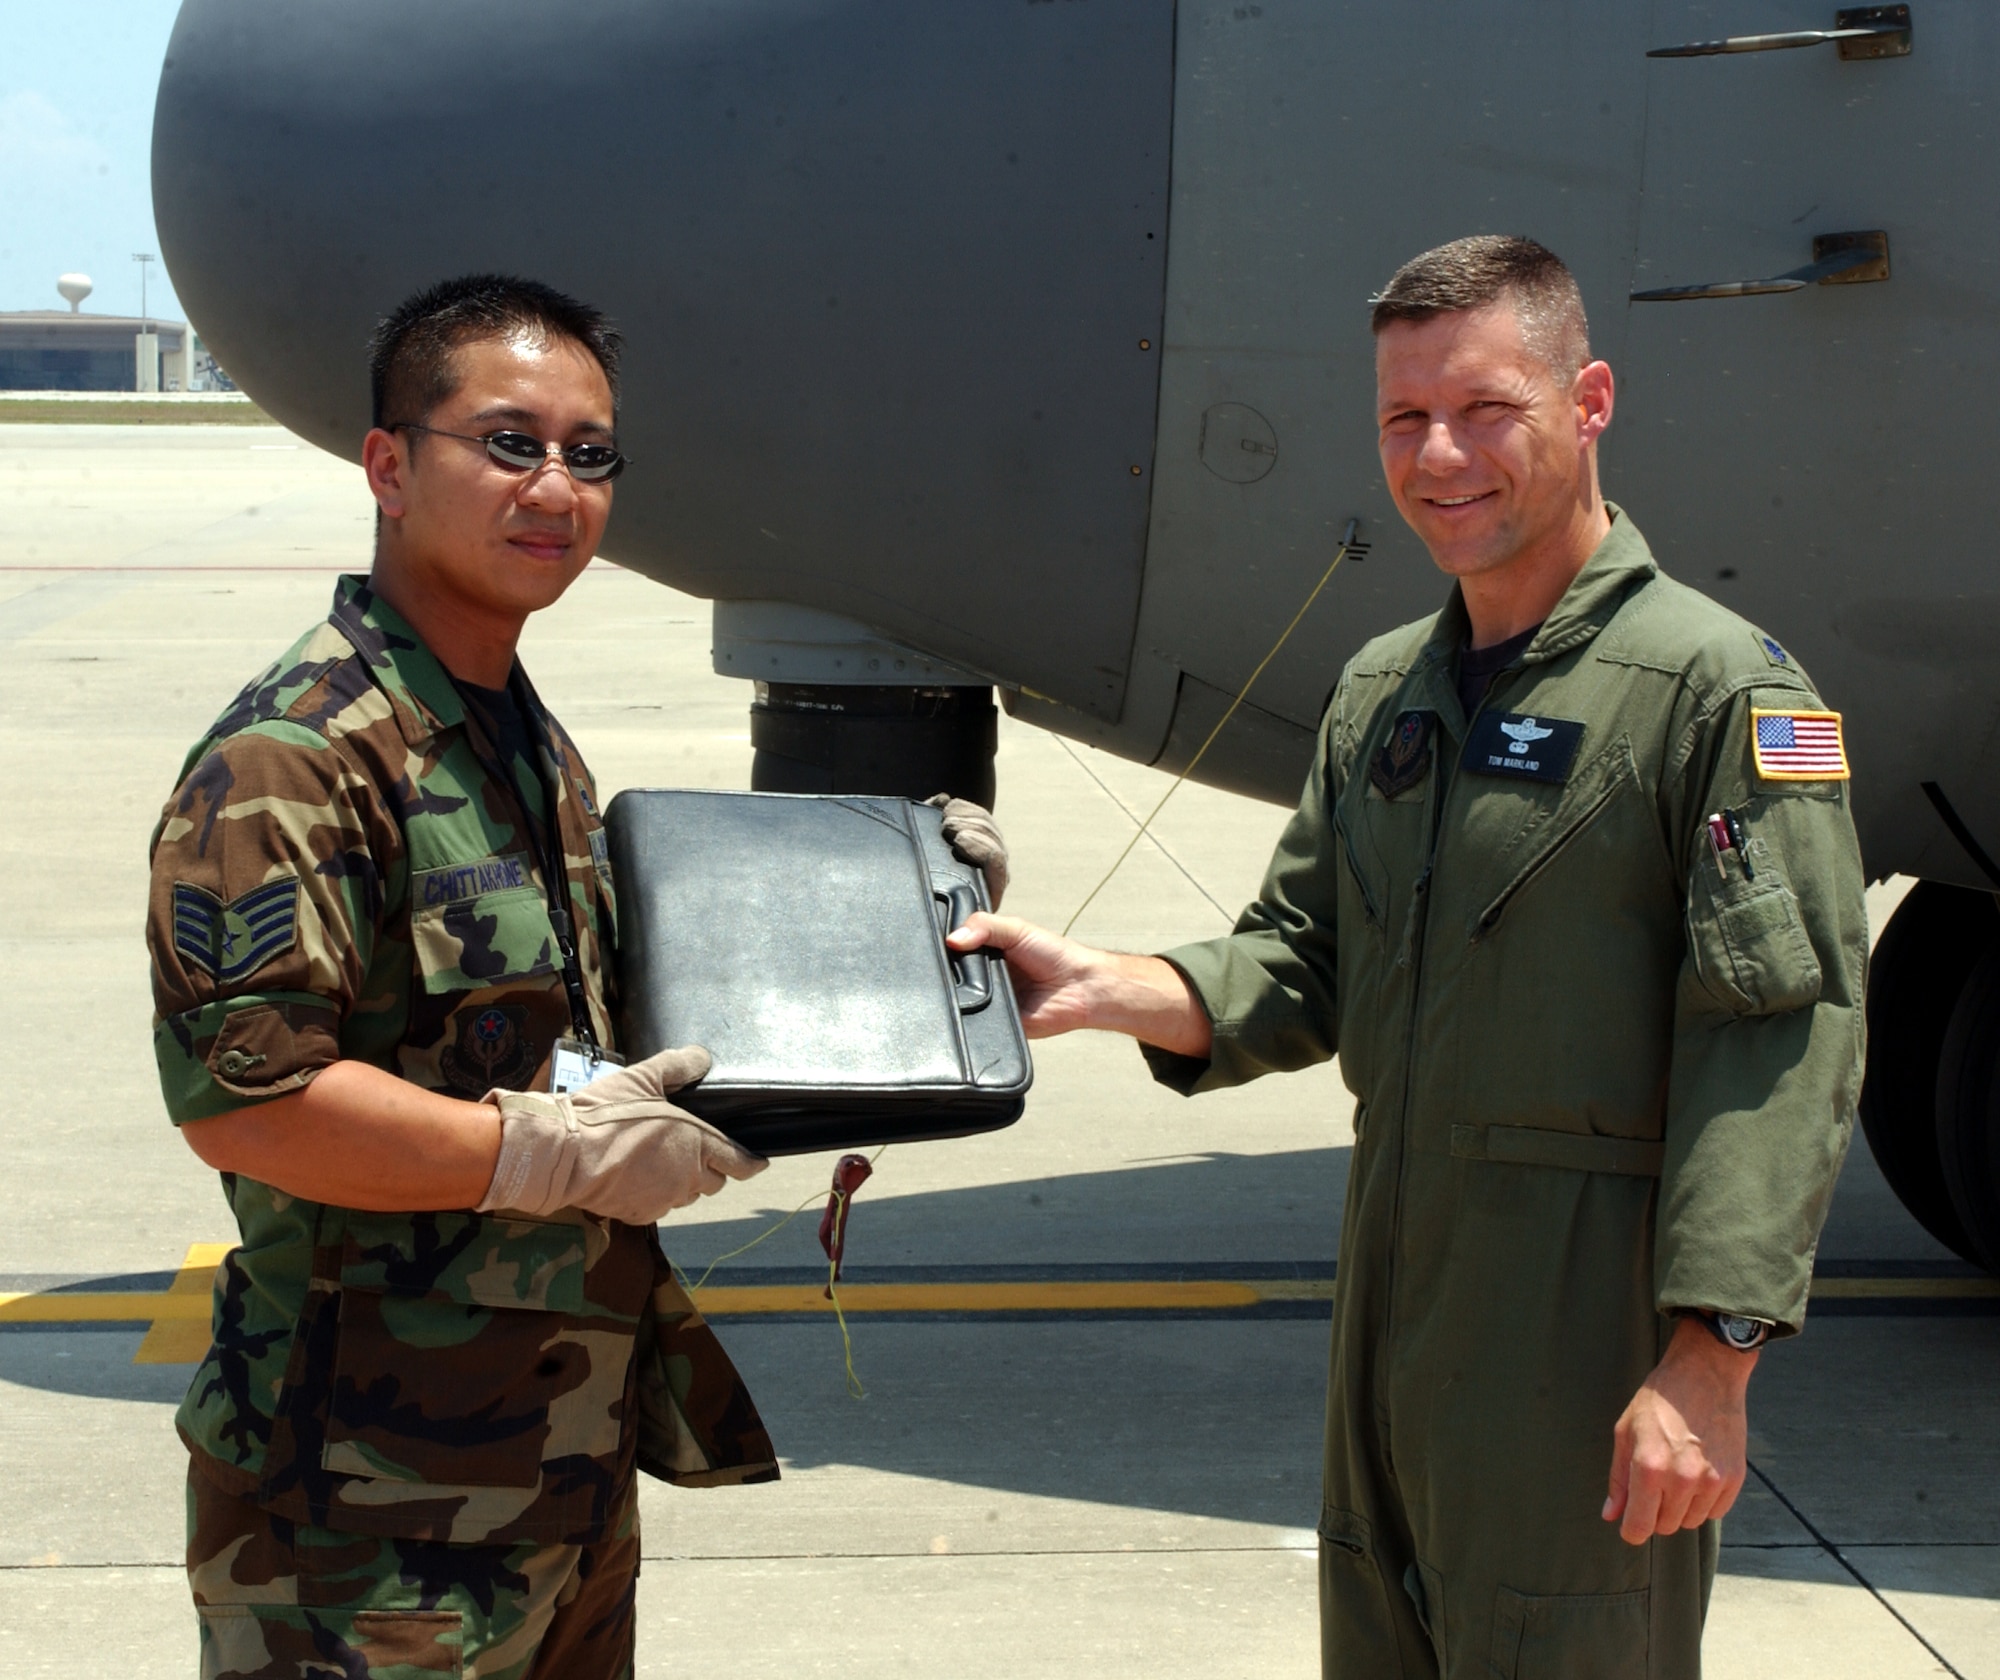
left=1461, top=712, right=1584, bottom=783
left=1369, top=710, right=1435, bottom=799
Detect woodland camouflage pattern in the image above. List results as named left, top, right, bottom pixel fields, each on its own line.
left=148, top=577, right=775, bottom=1554
left=188, top=1460, right=640, bottom=1678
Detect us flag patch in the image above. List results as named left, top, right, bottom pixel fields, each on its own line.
left=1751, top=708, right=1849, bottom=782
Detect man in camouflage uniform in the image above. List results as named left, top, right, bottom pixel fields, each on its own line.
left=955, top=238, right=1867, bottom=1677
left=149, top=276, right=775, bottom=1679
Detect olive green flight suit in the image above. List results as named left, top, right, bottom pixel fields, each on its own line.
left=1147, top=512, right=1867, bottom=1680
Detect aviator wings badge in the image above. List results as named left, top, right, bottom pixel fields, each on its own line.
left=1499, top=716, right=1555, bottom=756
left=1369, top=710, right=1435, bottom=799
left=1463, top=711, right=1584, bottom=784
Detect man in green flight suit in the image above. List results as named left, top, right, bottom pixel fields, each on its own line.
left=147, top=276, right=778, bottom=1678
left=953, top=236, right=1868, bottom=1677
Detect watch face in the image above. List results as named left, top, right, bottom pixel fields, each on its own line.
left=1715, top=1314, right=1767, bottom=1350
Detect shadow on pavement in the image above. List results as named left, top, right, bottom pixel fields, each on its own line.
left=724, top=1314, right=1330, bottom=1531
left=6, top=1146, right=1992, bottom=1555
left=663, top=1147, right=1352, bottom=1273
left=0, top=1151, right=1346, bottom=1531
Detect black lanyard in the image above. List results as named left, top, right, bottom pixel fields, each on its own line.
left=459, top=669, right=598, bottom=1047
left=513, top=671, right=599, bottom=1047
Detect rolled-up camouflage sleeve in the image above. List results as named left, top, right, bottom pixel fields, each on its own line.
left=147, top=722, right=399, bottom=1123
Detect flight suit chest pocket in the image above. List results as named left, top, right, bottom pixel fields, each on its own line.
left=1469, top=739, right=1640, bottom=941
left=1344, top=772, right=1433, bottom=935
left=322, top=1214, right=613, bottom=1490
left=409, top=853, right=558, bottom=994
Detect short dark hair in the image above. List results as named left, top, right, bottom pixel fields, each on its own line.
left=1370, top=235, right=1590, bottom=378
left=368, top=274, right=623, bottom=431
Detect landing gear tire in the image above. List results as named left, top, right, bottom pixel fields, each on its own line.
left=748, top=683, right=998, bottom=807
left=1858, top=882, right=1997, bottom=1266
left=1936, top=946, right=2000, bottom=1273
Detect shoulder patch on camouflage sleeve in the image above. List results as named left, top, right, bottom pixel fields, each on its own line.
left=173, top=878, right=301, bottom=982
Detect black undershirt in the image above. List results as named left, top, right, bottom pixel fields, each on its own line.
left=453, top=676, right=550, bottom=843
left=1455, top=623, right=1541, bottom=721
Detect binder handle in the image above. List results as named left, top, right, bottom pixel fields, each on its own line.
left=938, top=884, right=992, bottom=1013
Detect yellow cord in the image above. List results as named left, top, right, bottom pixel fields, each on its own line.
left=677, top=1190, right=821, bottom=1294
left=825, top=1141, right=889, bottom=1398
left=675, top=1142, right=894, bottom=1294
left=823, top=1190, right=866, bottom=1399
left=675, top=1143, right=889, bottom=1399
left=1060, top=533, right=1357, bottom=937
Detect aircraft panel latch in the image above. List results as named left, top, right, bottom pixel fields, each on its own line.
left=1648, top=5, right=1911, bottom=60
left=1629, top=232, right=1890, bottom=303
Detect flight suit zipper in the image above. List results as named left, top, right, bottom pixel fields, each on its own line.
left=1378, top=648, right=1519, bottom=1385
left=1396, top=864, right=1430, bottom=969
left=1381, top=702, right=1453, bottom=1391
left=1469, top=774, right=1625, bottom=943
left=1335, top=806, right=1383, bottom=930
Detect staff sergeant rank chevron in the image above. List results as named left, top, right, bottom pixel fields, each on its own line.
left=170, top=878, right=300, bottom=984
left=1751, top=708, right=1850, bottom=782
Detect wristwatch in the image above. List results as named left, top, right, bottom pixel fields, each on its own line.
left=1690, top=1310, right=1771, bottom=1352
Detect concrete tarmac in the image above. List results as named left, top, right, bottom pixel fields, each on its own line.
left=0, top=423, right=1992, bottom=1677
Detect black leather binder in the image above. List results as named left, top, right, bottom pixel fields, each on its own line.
left=605, top=789, right=1033, bottom=1156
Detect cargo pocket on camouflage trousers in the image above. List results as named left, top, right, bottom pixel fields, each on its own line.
left=198, top=1606, right=464, bottom=1680
left=189, top=1460, right=467, bottom=1679
left=1490, top=1585, right=1650, bottom=1680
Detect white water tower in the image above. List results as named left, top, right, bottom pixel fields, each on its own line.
left=56, top=273, right=93, bottom=313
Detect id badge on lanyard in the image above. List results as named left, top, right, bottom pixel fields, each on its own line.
left=550, top=1035, right=626, bottom=1094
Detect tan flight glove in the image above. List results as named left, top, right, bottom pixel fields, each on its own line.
left=477, top=1044, right=766, bottom=1225
left=926, top=793, right=1009, bottom=909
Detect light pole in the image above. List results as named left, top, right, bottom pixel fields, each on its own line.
left=132, top=252, right=158, bottom=392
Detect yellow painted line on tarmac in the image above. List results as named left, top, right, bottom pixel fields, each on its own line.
left=1808, top=1275, right=2000, bottom=1299
left=0, top=1291, right=209, bottom=1323
left=0, top=1265, right=1274, bottom=1358
left=0, top=1243, right=228, bottom=1365
left=693, top=1279, right=1267, bottom=1315
left=1, top=1257, right=1994, bottom=1366
left=136, top=1243, right=236, bottom=1363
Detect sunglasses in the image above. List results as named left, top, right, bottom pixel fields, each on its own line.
left=389, top=423, right=628, bottom=483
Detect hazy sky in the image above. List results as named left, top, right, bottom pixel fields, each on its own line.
left=1, top=0, right=185, bottom=320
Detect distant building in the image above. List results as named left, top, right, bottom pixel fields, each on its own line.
left=0, top=312, right=221, bottom=392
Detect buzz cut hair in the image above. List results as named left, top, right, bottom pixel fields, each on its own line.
left=368, top=274, right=624, bottom=431
left=1369, top=235, right=1590, bottom=380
